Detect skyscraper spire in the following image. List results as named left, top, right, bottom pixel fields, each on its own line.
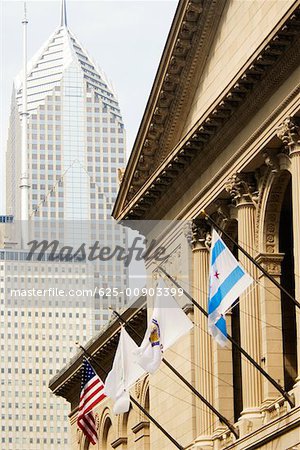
left=60, top=0, right=67, bottom=27
left=20, top=1, right=30, bottom=245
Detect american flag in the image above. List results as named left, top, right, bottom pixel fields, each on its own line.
left=77, top=358, right=106, bottom=445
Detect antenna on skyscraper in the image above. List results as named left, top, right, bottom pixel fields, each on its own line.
left=60, top=0, right=67, bottom=27
left=20, top=1, right=30, bottom=246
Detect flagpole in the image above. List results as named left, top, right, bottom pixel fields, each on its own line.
left=159, top=267, right=295, bottom=408
left=77, top=344, right=184, bottom=450
left=111, top=309, right=239, bottom=438
left=200, top=210, right=300, bottom=310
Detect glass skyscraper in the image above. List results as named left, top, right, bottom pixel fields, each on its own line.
left=2, top=2, right=127, bottom=449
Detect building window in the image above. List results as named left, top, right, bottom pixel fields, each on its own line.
left=279, top=180, right=297, bottom=390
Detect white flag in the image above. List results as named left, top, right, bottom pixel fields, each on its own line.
left=208, top=228, right=253, bottom=346
left=104, top=327, right=145, bottom=414
left=137, top=279, right=193, bottom=374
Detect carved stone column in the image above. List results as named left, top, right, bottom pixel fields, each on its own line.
left=277, top=116, right=300, bottom=386
left=225, top=174, right=262, bottom=426
left=208, top=207, right=235, bottom=437
left=186, top=219, right=214, bottom=448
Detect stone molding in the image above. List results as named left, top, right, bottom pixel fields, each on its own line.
left=111, top=437, right=128, bottom=448
left=256, top=253, right=284, bottom=277
left=131, top=421, right=150, bottom=434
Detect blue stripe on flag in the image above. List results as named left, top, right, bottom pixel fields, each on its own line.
left=208, top=266, right=245, bottom=314
left=211, top=239, right=225, bottom=266
left=216, top=316, right=227, bottom=337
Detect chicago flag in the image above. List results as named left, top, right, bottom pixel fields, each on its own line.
left=208, top=228, right=253, bottom=346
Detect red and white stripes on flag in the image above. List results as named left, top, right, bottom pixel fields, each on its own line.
left=77, top=358, right=106, bottom=445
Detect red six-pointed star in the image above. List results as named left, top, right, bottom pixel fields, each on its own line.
left=214, top=271, right=220, bottom=279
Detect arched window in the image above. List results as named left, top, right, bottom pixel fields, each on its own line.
left=279, top=180, right=297, bottom=390
left=144, top=388, right=149, bottom=412
left=102, top=417, right=113, bottom=449
left=83, top=439, right=90, bottom=450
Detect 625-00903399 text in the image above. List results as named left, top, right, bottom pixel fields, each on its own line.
left=9, top=286, right=184, bottom=298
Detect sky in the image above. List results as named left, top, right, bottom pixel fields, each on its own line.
left=0, top=0, right=177, bottom=213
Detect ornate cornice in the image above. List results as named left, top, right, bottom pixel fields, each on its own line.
left=156, top=0, right=226, bottom=163
left=127, top=0, right=208, bottom=200
left=114, top=4, right=300, bottom=221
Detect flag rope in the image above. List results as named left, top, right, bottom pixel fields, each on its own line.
left=112, top=309, right=239, bottom=439
left=201, top=211, right=300, bottom=310
left=78, top=344, right=184, bottom=450
left=168, top=346, right=234, bottom=389
left=153, top=369, right=236, bottom=437
left=159, top=267, right=295, bottom=408
left=176, top=269, right=288, bottom=335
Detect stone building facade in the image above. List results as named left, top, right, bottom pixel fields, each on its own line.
left=50, top=0, right=300, bottom=448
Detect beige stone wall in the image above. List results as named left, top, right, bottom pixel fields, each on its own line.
left=183, top=0, right=297, bottom=137
left=149, top=331, right=195, bottom=449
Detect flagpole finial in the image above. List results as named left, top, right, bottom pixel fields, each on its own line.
left=60, top=0, right=67, bottom=27
left=199, top=209, right=208, bottom=218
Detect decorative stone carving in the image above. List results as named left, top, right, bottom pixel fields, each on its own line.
left=225, top=172, right=258, bottom=206
left=263, top=151, right=280, bottom=173
left=153, top=245, right=182, bottom=282
left=256, top=253, right=284, bottom=277
left=117, top=168, right=125, bottom=184
left=122, top=14, right=300, bottom=214
left=213, top=198, right=231, bottom=227
left=148, top=122, right=164, bottom=138
left=219, top=430, right=234, bottom=448
left=276, top=116, right=300, bottom=153
left=174, top=38, right=191, bottom=56
left=184, top=219, right=211, bottom=250
left=77, top=428, right=81, bottom=444
left=260, top=171, right=291, bottom=254
left=135, top=380, right=141, bottom=400
left=264, top=398, right=287, bottom=420
left=94, top=413, right=100, bottom=430
left=186, top=0, right=203, bottom=18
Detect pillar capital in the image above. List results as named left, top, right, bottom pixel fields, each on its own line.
left=185, top=219, right=211, bottom=251
left=225, top=173, right=258, bottom=207
left=276, top=116, right=300, bottom=156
